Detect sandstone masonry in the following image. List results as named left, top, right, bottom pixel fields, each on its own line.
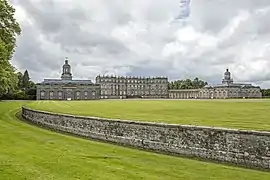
left=22, top=107, right=270, bottom=170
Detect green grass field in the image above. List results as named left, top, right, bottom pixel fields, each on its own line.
left=26, top=99, right=270, bottom=131
left=0, top=101, right=270, bottom=179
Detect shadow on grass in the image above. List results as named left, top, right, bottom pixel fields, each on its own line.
left=80, top=155, right=120, bottom=160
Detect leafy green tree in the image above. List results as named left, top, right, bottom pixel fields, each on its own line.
left=0, top=45, right=18, bottom=96
left=13, top=90, right=26, bottom=100
left=261, top=89, right=270, bottom=97
left=0, top=0, right=21, bottom=58
left=168, top=78, right=208, bottom=90
left=1, top=69, right=37, bottom=100
left=17, top=71, right=23, bottom=89
left=25, top=80, right=36, bottom=100
left=0, top=0, right=21, bottom=97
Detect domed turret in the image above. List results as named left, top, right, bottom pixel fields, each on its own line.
left=224, top=69, right=231, bottom=80
left=61, top=57, right=72, bottom=80
left=222, top=68, right=233, bottom=84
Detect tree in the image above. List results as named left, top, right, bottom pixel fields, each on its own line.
left=22, top=70, right=30, bottom=90
left=0, top=0, right=21, bottom=97
left=0, top=0, right=21, bottom=58
left=261, top=89, right=270, bottom=98
left=168, top=78, right=208, bottom=90
left=17, top=71, right=23, bottom=89
left=0, top=54, right=18, bottom=96
left=1, top=68, right=37, bottom=100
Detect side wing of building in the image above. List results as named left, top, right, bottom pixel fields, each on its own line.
left=36, top=81, right=100, bottom=100
left=168, top=86, right=262, bottom=99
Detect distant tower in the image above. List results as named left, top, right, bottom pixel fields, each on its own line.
left=61, top=57, right=72, bottom=80
left=222, top=68, right=233, bottom=84
left=176, top=0, right=191, bottom=20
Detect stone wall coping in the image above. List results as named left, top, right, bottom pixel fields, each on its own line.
left=22, top=106, right=270, bottom=136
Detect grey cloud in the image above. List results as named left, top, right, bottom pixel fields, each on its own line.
left=191, top=0, right=270, bottom=33
left=16, top=0, right=134, bottom=58
left=13, top=24, right=58, bottom=72
left=13, top=0, right=89, bottom=34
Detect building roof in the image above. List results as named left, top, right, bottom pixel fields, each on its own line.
left=169, top=89, right=200, bottom=92
left=38, top=79, right=93, bottom=85
left=96, top=75, right=168, bottom=79
left=204, top=83, right=260, bottom=89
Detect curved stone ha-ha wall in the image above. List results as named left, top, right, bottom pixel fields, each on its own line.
left=22, top=106, right=270, bottom=170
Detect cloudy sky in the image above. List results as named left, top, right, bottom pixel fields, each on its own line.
left=9, top=0, right=270, bottom=88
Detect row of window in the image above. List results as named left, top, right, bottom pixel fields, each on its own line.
left=101, top=84, right=167, bottom=89
left=201, top=91, right=260, bottom=95
left=98, top=79, right=167, bottom=84
left=170, top=95, right=198, bottom=98
left=100, top=95, right=167, bottom=99
left=201, top=90, right=260, bottom=93
left=41, top=91, right=96, bottom=97
left=101, top=91, right=167, bottom=95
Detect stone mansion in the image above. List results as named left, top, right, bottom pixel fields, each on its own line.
left=36, top=58, right=262, bottom=100
left=169, top=69, right=262, bottom=99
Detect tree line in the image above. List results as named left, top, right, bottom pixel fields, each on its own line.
left=261, top=89, right=270, bottom=98
left=168, top=77, right=208, bottom=90
left=0, top=70, right=36, bottom=100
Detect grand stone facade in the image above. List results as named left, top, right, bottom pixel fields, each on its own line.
left=96, top=75, right=168, bottom=99
left=37, top=59, right=262, bottom=100
left=169, top=69, right=262, bottom=99
left=36, top=58, right=100, bottom=100
left=36, top=58, right=168, bottom=100
left=22, top=106, right=270, bottom=170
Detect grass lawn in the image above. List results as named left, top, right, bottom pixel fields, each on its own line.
left=0, top=101, right=269, bottom=179
left=26, top=99, right=270, bottom=131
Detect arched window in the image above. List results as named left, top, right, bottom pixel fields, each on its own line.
left=84, top=91, right=88, bottom=99
left=49, top=91, right=54, bottom=99
left=76, top=91, right=80, bottom=99
left=40, top=91, right=45, bottom=99
left=58, top=91, right=63, bottom=99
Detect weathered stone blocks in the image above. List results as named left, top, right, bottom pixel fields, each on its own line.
left=22, top=107, right=270, bottom=170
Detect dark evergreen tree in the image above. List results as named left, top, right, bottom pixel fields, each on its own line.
left=22, top=70, right=30, bottom=90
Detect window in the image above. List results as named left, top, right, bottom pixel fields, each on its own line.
left=92, top=91, right=96, bottom=96
left=40, top=91, right=45, bottom=99
left=58, top=91, right=62, bottom=96
left=49, top=91, right=54, bottom=99
left=58, top=91, right=62, bottom=99
left=76, top=91, right=80, bottom=99
left=84, top=91, right=88, bottom=96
